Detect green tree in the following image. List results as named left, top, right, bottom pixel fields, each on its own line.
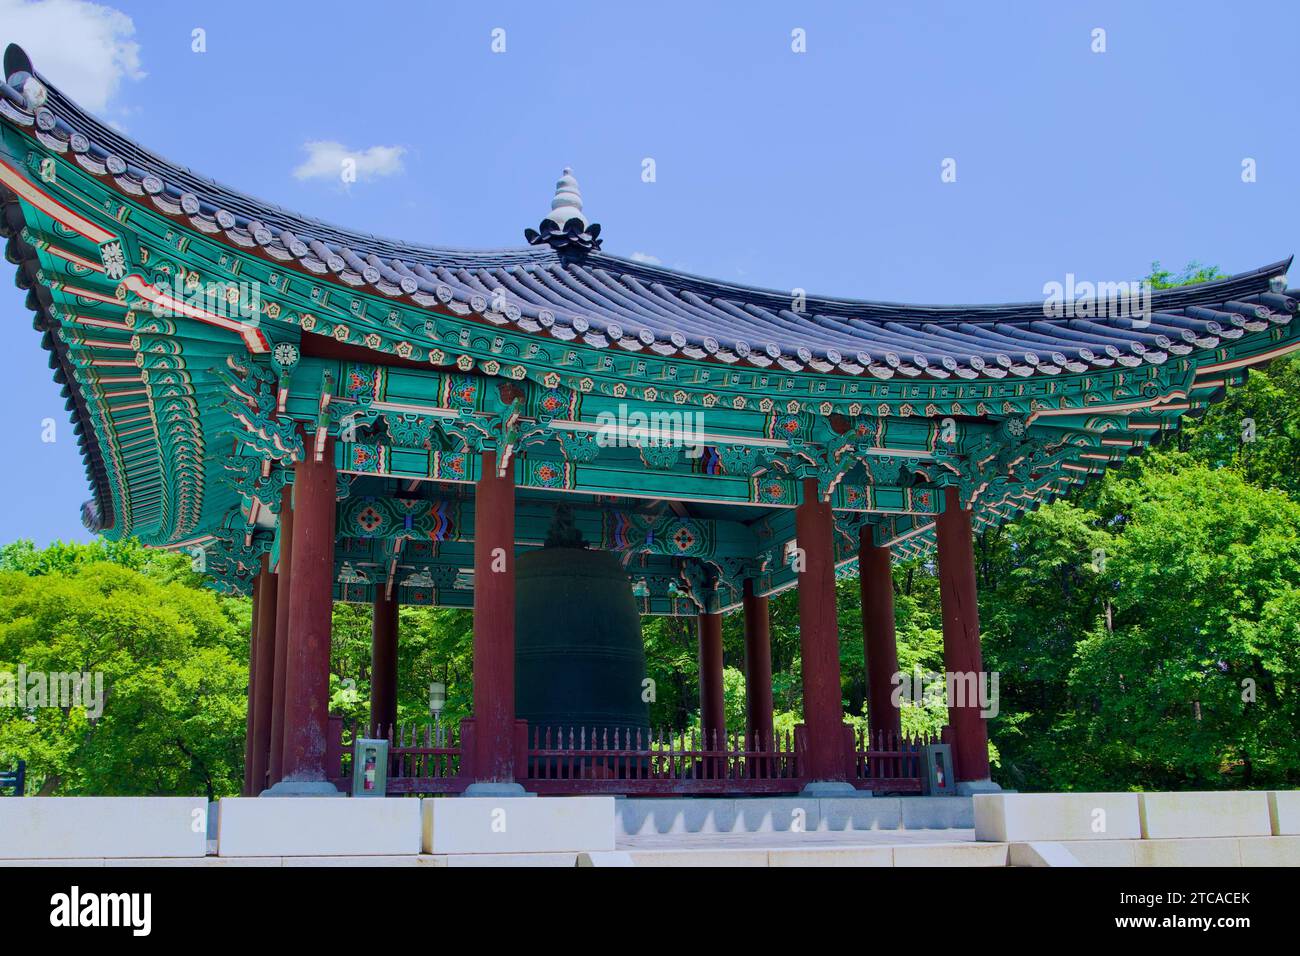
left=975, top=262, right=1300, bottom=791
left=1067, top=460, right=1300, bottom=788
left=0, top=542, right=247, bottom=797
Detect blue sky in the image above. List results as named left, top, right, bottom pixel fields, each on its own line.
left=2, top=0, right=1297, bottom=544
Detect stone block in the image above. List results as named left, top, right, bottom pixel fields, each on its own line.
left=893, top=842, right=1008, bottom=867
left=1133, top=838, right=1241, bottom=867
left=0, top=858, right=106, bottom=867
left=577, top=851, right=635, bottom=866
left=217, top=797, right=421, bottom=857
left=1057, top=840, right=1137, bottom=867
left=0, top=797, right=206, bottom=859
left=1267, top=791, right=1300, bottom=835
left=974, top=793, right=1140, bottom=842
left=422, top=796, right=614, bottom=855
left=1139, top=791, right=1270, bottom=839
left=627, top=848, right=770, bottom=867
left=105, top=856, right=281, bottom=867
left=767, top=846, right=892, bottom=867
left=444, top=852, right=579, bottom=867
left=281, top=854, right=441, bottom=867
left=1007, top=842, right=1083, bottom=867
left=1238, top=836, right=1300, bottom=867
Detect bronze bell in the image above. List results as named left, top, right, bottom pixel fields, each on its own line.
left=515, top=505, right=651, bottom=745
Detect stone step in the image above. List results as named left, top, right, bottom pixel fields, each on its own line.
left=626, top=841, right=1007, bottom=867
left=617, top=795, right=973, bottom=835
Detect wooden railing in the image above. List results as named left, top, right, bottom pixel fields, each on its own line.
left=849, top=728, right=926, bottom=793
left=384, top=721, right=470, bottom=794
left=854, top=725, right=953, bottom=792
left=331, top=719, right=937, bottom=796
left=525, top=726, right=803, bottom=795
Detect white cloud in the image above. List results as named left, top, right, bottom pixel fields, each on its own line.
left=292, top=141, right=406, bottom=183
left=1, top=0, right=143, bottom=112
left=629, top=251, right=661, bottom=265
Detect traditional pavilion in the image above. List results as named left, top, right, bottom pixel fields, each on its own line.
left=3, top=43, right=1298, bottom=797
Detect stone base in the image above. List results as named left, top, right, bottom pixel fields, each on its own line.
left=974, top=792, right=1141, bottom=842
left=462, top=782, right=534, bottom=798
left=817, top=797, right=898, bottom=830
left=444, top=852, right=578, bottom=867
left=621, top=797, right=811, bottom=835
left=1007, top=842, right=1084, bottom=867
left=627, top=841, right=1008, bottom=868
left=423, top=796, right=615, bottom=854
left=260, top=779, right=343, bottom=798
left=218, top=797, right=421, bottom=856
left=0, top=797, right=207, bottom=859
left=799, top=781, right=870, bottom=798
left=9, top=835, right=1298, bottom=867
left=1139, top=791, right=1271, bottom=839
left=956, top=779, right=1002, bottom=796
left=902, top=796, right=975, bottom=830
left=578, top=851, right=636, bottom=867
left=616, top=795, right=974, bottom=834
left=1240, top=835, right=1300, bottom=865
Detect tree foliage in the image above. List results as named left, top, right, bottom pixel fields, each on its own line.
left=0, top=540, right=247, bottom=797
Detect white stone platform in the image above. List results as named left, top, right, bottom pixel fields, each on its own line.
left=1, top=790, right=1296, bottom=866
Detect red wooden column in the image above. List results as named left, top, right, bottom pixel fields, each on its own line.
left=270, top=441, right=339, bottom=793
left=697, top=611, right=725, bottom=748
left=242, top=574, right=261, bottom=796
left=741, top=580, right=774, bottom=750
left=859, top=529, right=902, bottom=740
left=248, top=555, right=278, bottom=794
left=935, top=486, right=992, bottom=785
left=469, top=450, right=521, bottom=792
left=267, top=484, right=293, bottom=786
left=370, top=589, right=399, bottom=739
left=795, top=477, right=850, bottom=787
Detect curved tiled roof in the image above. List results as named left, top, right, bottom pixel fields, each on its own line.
left=0, top=193, right=113, bottom=530
left=1, top=42, right=1293, bottom=388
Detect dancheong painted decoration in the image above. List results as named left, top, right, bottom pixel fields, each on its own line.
left=3, top=41, right=1297, bottom=796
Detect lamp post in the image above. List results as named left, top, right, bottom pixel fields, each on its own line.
left=429, top=680, right=447, bottom=746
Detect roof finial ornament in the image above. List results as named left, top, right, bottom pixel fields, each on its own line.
left=3, top=44, right=46, bottom=109
left=524, top=167, right=602, bottom=263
